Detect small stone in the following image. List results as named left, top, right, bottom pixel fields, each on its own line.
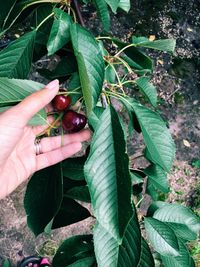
left=183, top=139, right=191, bottom=147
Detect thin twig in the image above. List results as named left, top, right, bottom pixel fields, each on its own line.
left=73, top=0, right=85, bottom=26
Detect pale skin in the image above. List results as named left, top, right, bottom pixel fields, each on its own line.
left=0, top=79, right=91, bottom=202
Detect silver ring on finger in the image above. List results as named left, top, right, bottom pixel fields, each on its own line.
left=34, top=138, right=42, bottom=155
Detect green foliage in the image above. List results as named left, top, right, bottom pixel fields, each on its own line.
left=47, top=8, right=72, bottom=56
left=2, top=259, right=11, bottom=267
left=0, top=31, right=36, bottom=78
left=0, top=1, right=198, bottom=266
left=70, top=23, right=105, bottom=115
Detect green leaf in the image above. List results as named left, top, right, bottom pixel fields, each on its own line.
left=30, top=4, right=53, bottom=43
left=24, top=164, right=63, bottom=236
left=0, top=77, right=44, bottom=107
left=52, top=197, right=90, bottom=229
left=47, top=8, right=72, bottom=56
left=88, top=106, right=105, bottom=130
left=167, top=223, right=197, bottom=241
left=147, top=201, right=169, bottom=217
left=84, top=106, right=133, bottom=241
left=130, top=100, right=175, bottom=172
left=68, top=72, right=82, bottom=104
left=144, top=217, right=180, bottom=256
left=0, top=0, right=17, bottom=30
left=153, top=203, right=200, bottom=235
left=105, top=65, right=116, bottom=83
left=130, top=170, right=144, bottom=184
left=1, top=0, right=59, bottom=34
left=112, top=38, right=153, bottom=72
left=94, top=212, right=141, bottom=267
left=133, top=37, right=176, bottom=53
left=135, top=77, right=157, bottom=107
left=62, top=156, right=86, bottom=181
left=161, top=239, right=195, bottom=267
left=94, top=0, right=110, bottom=31
left=30, top=4, right=54, bottom=61
left=118, top=0, right=131, bottom=12
left=65, top=185, right=91, bottom=203
left=146, top=181, right=158, bottom=201
left=144, top=164, right=169, bottom=193
left=137, top=238, right=155, bottom=267
left=0, top=31, right=36, bottom=78
left=2, top=259, right=11, bottom=267
left=66, top=257, right=96, bottom=267
left=28, top=108, right=47, bottom=126
left=52, top=235, right=94, bottom=267
left=70, top=23, right=105, bottom=115
left=105, top=0, right=120, bottom=13
left=192, top=159, right=200, bottom=168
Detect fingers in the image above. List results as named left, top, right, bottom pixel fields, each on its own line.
left=39, top=130, right=91, bottom=153
left=10, top=80, right=59, bottom=126
left=36, top=142, right=82, bottom=171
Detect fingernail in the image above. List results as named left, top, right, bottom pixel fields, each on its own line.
left=46, top=79, right=59, bottom=90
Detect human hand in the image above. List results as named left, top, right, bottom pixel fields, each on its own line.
left=0, top=80, right=91, bottom=199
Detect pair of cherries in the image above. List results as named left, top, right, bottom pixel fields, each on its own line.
left=52, top=90, right=87, bottom=133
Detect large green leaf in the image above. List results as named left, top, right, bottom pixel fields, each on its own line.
left=118, top=0, right=131, bottom=12
left=94, top=0, right=110, bottom=31
left=84, top=106, right=133, bottom=241
left=144, top=217, right=180, bottom=256
left=135, top=77, right=157, bottom=107
left=144, top=164, right=169, bottom=193
left=112, top=38, right=153, bottom=72
left=137, top=238, right=155, bottom=267
left=94, top=212, right=141, bottom=267
left=52, top=235, right=95, bottom=267
left=47, top=8, right=72, bottom=56
left=105, top=0, right=120, bottom=13
left=130, top=100, right=175, bottom=172
left=167, top=223, right=197, bottom=241
left=0, top=78, right=44, bottom=107
left=161, top=239, right=195, bottom=267
left=132, top=37, right=176, bottom=53
left=70, top=23, right=105, bottom=115
left=24, top=164, right=63, bottom=236
left=153, top=203, right=200, bottom=236
left=0, top=31, right=36, bottom=78
left=52, top=197, right=90, bottom=229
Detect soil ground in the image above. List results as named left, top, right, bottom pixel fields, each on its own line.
left=0, top=0, right=199, bottom=266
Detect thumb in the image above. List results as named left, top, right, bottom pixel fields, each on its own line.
left=11, top=79, right=59, bottom=125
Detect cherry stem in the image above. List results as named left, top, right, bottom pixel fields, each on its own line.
left=37, top=113, right=63, bottom=137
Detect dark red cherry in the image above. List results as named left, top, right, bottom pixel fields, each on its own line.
left=52, top=90, right=71, bottom=111
left=62, top=110, right=87, bottom=132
